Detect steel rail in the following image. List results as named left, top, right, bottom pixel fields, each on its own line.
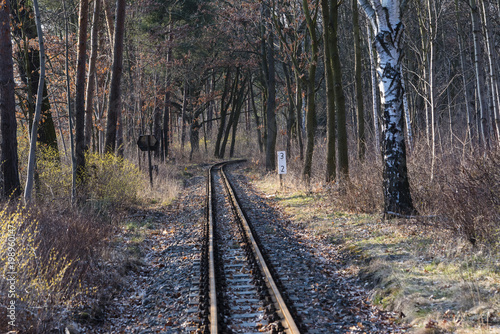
left=205, top=160, right=246, bottom=333
left=219, top=164, right=301, bottom=334
left=207, top=164, right=218, bottom=333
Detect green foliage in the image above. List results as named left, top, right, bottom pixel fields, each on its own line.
left=86, top=153, right=142, bottom=208
left=37, top=145, right=72, bottom=199
left=17, top=135, right=142, bottom=208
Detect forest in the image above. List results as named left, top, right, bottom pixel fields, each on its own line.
left=1, top=0, right=500, bottom=332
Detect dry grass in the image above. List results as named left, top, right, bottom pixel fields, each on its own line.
left=137, top=163, right=182, bottom=207
left=248, top=138, right=500, bottom=333
left=0, top=146, right=184, bottom=332
left=0, top=205, right=113, bottom=333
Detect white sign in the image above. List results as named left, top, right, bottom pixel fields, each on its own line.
left=277, top=151, right=287, bottom=174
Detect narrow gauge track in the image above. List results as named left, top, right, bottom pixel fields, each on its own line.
left=199, top=162, right=301, bottom=334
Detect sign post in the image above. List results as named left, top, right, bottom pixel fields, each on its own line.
left=277, top=151, right=286, bottom=188
left=137, top=135, right=159, bottom=188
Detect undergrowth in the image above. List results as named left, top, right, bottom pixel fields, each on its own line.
left=248, top=137, right=500, bottom=332
left=0, top=205, right=112, bottom=333
left=0, top=146, right=177, bottom=332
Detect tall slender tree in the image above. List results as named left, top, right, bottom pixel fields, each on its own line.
left=105, top=0, right=126, bottom=153
left=10, top=0, right=58, bottom=154
left=455, top=0, right=473, bottom=145
left=262, top=2, right=277, bottom=171
left=75, top=0, right=89, bottom=184
left=427, top=0, right=437, bottom=180
left=480, top=0, right=500, bottom=142
left=302, top=0, right=320, bottom=182
left=24, top=0, right=46, bottom=203
left=367, top=26, right=381, bottom=157
left=330, top=1, right=348, bottom=181
left=85, top=0, right=101, bottom=150
left=469, top=0, right=489, bottom=150
left=353, top=0, right=365, bottom=161
left=0, top=0, right=21, bottom=198
left=321, top=0, right=336, bottom=182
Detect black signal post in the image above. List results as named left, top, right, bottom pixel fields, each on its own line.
left=137, top=135, right=159, bottom=188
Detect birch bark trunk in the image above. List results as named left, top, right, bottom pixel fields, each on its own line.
left=358, top=0, right=415, bottom=215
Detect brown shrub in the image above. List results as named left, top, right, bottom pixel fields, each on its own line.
left=407, top=140, right=500, bottom=246
left=438, top=152, right=500, bottom=245
left=330, top=152, right=383, bottom=213
left=0, top=205, right=113, bottom=333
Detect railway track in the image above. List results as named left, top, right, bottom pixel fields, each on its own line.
left=198, top=161, right=302, bottom=334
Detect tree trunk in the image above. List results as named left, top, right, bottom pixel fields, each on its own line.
left=455, top=0, right=473, bottom=145
left=295, top=72, right=305, bottom=161
left=63, top=0, right=76, bottom=201
left=116, top=104, right=124, bottom=156
left=24, top=0, right=45, bottom=203
left=180, top=82, right=187, bottom=154
left=302, top=0, right=319, bottom=182
left=415, top=3, right=431, bottom=147
left=358, top=0, right=415, bottom=215
left=207, top=70, right=214, bottom=136
left=367, top=26, right=381, bottom=157
left=263, top=4, right=277, bottom=171
left=283, top=63, right=296, bottom=159
left=214, top=68, right=232, bottom=158
left=163, top=28, right=172, bottom=160
left=353, top=0, right=365, bottom=161
left=220, top=79, right=243, bottom=159
left=249, top=79, right=264, bottom=153
left=427, top=0, right=436, bottom=181
left=401, top=63, right=413, bottom=150
left=330, top=1, right=349, bottom=181
left=103, top=0, right=115, bottom=47
left=470, top=0, right=489, bottom=150
left=480, top=0, right=500, bottom=143
left=85, top=0, right=101, bottom=151
left=163, top=81, right=170, bottom=160
left=189, top=119, right=200, bottom=161
left=321, top=0, right=336, bottom=183
left=75, top=0, right=89, bottom=185
left=10, top=0, right=58, bottom=154
left=104, top=0, right=126, bottom=153
left=154, top=107, right=162, bottom=158
left=0, top=0, right=21, bottom=198
left=229, top=78, right=248, bottom=158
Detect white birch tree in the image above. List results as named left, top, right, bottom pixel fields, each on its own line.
left=24, top=0, right=46, bottom=203
left=358, top=0, right=415, bottom=215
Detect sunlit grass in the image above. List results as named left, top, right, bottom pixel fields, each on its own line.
left=250, top=168, right=500, bottom=332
